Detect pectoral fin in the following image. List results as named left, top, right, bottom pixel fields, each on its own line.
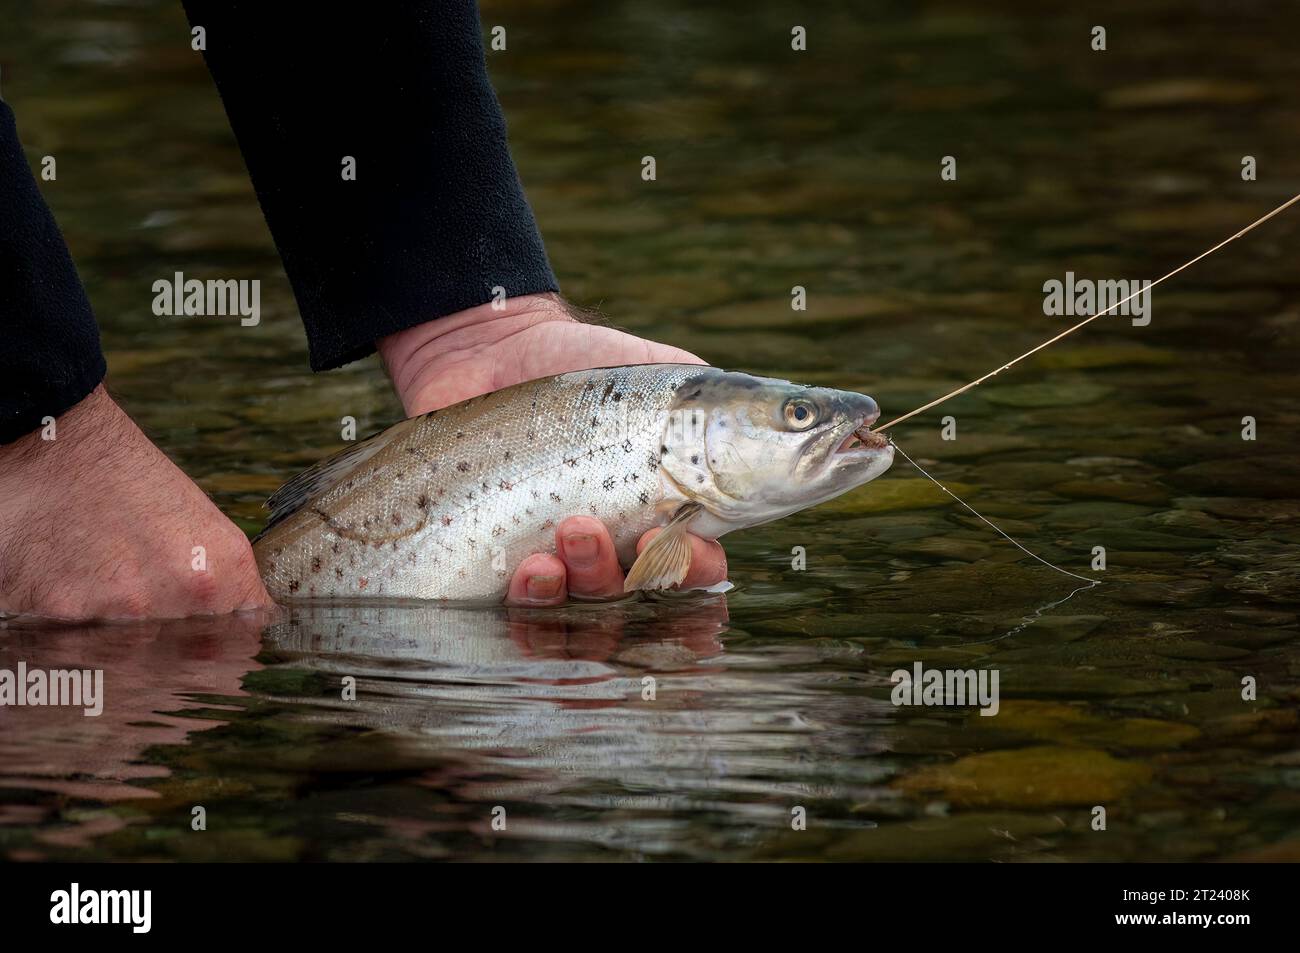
left=624, top=503, right=703, bottom=592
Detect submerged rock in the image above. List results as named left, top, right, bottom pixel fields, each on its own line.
left=990, top=700, right=1199, bottom=750
left=982, top=380, right=1112, bottom=408
left=895, top=745, right=1152, bottom=808
left=1052, top=479, right=1170, bottom=506
left=891, top=538, right=994, bottom=562
left=817, top=477, right=977, bottom=515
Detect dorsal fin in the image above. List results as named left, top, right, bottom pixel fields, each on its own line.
left=259, top=416, right=420, bottom=537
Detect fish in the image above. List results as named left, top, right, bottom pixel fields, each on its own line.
left=253, top=364, right=894, bottom=603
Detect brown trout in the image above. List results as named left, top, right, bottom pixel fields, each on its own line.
left=254, top=364, right=893, bottom=602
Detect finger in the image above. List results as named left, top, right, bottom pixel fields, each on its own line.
left=504, top=553, right=568, bottom=607
left=635, top=530, right=728, bottom=590
left=555, top=516, right=625, bottom=599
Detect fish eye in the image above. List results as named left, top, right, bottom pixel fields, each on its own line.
left=783, top=399, right=818, bottom=430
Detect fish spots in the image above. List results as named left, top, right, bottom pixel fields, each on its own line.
left=331, top=542, right=341, bottom=554
left=335, top=567, right=344, bottom=580
left=691, top=455, right=699, bottom=465
left=310, top=557, right=321, bottom=573
left=358, top=577, right=369, bottom=590
left=622, top=440, right=633, bottom=453
left=392, top=513, right=402, bottom=526
left=541, top=519, right=555, bottom=530
left=456, top=461, right=470, bottom=473
left=602, top=477, right=616, bottom=491
left=638, top=490, right=650, bottom=504
left=498, top=479, right=513, bottom=491
left=492, top=525, right=505, bottom=537
left=288, top=580, right=300, bottom=593
left=549, top=492, right=562, bottom=503
left=417, top=494, right=428, bottom=508
left=504, top=450, right=513, bottom=462
left=441, top=515, right=454, bottom=526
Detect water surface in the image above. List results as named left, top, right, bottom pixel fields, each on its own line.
left=2, top=0, right=1299, bottom=861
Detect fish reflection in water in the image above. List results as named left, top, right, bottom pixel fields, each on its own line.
left=260, top=596, right=897, bottom=848
left=2, top=599, right=896, bottom=859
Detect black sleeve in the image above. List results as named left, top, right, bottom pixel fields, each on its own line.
left=183, top=0, right=560, bottom=370
left=0, top=100, right=107, bottom=445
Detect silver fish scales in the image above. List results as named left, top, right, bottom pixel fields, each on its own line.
left=255, top=364, right=892, bottom=603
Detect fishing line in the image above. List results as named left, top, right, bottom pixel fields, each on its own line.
left=890, top=439, right=1099, bottom=587
left=889, top=438, right=1101, bottom=645
left=960, top=582, right=1099, bottom=647
left=873, top=191, right=1300, bottom=433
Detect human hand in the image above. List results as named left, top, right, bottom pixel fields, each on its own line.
left=503, top=515, right=727, bottom=607
left=0, top=386, right=275, bottom=621
left=376, top=294, right=729, bottom=603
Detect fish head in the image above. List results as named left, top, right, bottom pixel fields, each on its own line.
left=659, top=369, right=894, bottom=532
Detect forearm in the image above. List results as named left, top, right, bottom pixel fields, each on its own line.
left=0, top=101, right=106, bottom=445
left=183, top=0, right=559, bottom=371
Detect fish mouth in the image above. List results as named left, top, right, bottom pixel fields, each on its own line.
left=835, top=427, right=890, bottom=454
left=833, top=407, right=889, bottom=456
